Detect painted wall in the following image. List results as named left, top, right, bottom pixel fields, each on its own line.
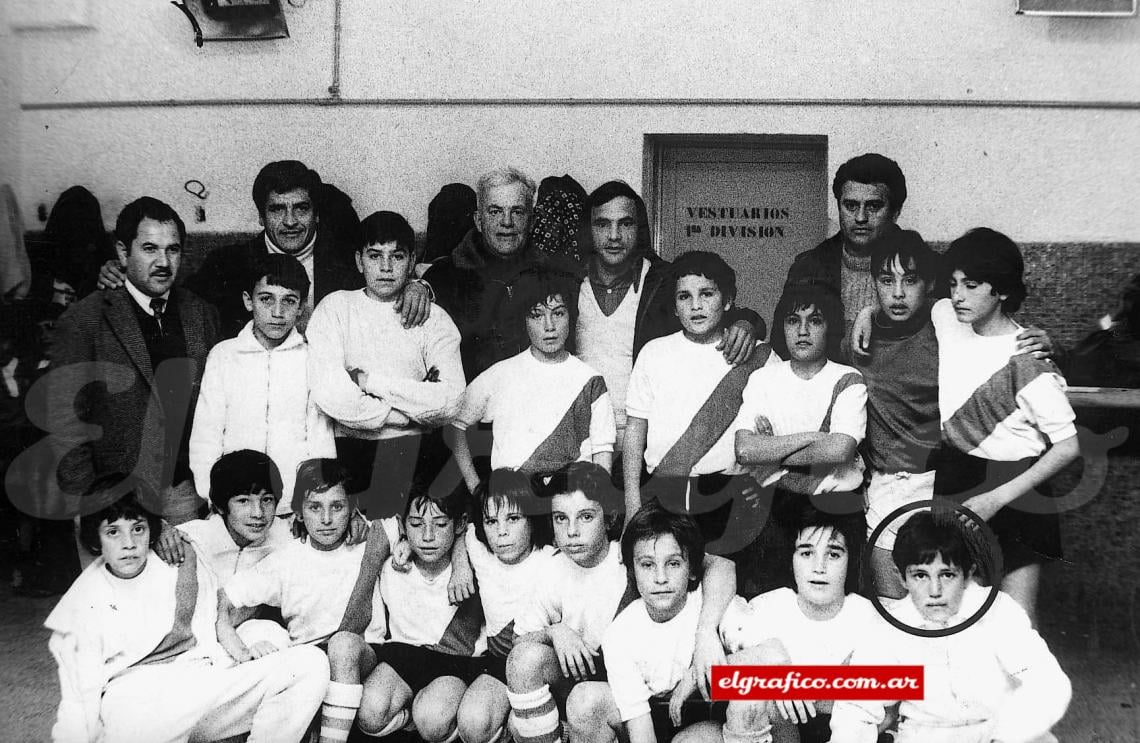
left=11, top=0, right=1140, bottom=242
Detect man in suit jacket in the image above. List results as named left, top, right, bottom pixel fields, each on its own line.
left=47, top=197, right=219, bottom=524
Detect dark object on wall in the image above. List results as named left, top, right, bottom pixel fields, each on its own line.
left=531, top=175, right=588, bottom=266
left=171, top=0, right=288, bottom=48
left=423, top=184, right=476, bottom=264
left=1017, top=0, right=1135, bottom=16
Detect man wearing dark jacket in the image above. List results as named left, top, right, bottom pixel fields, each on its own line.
left=575, top=181, right=762, bottom=447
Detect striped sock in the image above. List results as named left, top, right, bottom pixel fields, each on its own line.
left=507, top=685, right=561, bottom=743
left=319, top=681, right=363, bottom=743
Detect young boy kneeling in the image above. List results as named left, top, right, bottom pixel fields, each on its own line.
left=829, top=510, right=1072, bottom=743
left=716, top=505, right=880, bottom=743
left=324, top=480, right=487, bottom=742
left=45, top=475, right=329, bottom=743
left=600, top=503, right=727, bottom=743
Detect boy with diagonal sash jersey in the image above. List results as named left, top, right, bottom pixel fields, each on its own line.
left=447, top=267, right=616, bottom=491
left=623, top=251, right=776, bottom=584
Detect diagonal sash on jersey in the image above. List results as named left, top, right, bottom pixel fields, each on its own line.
left=653, top=345, right=772, bottom=477
left=519, top=375, right=609, bottom=474
left=128, top=551, right=200, bottom=671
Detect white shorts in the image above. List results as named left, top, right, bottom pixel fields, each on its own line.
left=865, top=470, right=935, bottom=550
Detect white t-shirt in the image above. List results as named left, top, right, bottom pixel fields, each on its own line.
left=829, top=584, right=1072, bottom=743
left=628, top=332, right=772, bottom=475
left=602, top=589, right=704, bottom=722
left=719, top=587, right=880, bottom=665
left=732, top=360, right=867, bottom=493
left=465, top=530, right=557, bottom=642
left=931, top=298, right=1076, bottom=461
left=177, top=514, right=293, bottom=580
left=514, top=542, right=628, bottom=651
left=454, top=349, right=616, bottom=470
left=380, top=557, right=487, bottom=656
left=224, top=535, right=390, bottom=645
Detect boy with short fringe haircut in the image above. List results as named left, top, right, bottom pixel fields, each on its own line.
left=190, top=252, right=335, bottom=514
left=449, top=266, right=616, bottom=490
left=46, top=475, right=329, bottom=743
left=322, top=478, right=487, bottom=743
left=829, top=510, right=1071, bottom=743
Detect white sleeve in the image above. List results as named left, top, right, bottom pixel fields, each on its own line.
left=588, top=386, right=616, bottom=456
left=930, top=297, right=957, bottom=340
left=464, top=528, right=496, bottom=580
left=189, top=347, right=227, bottom=502
left=514, top=574, right=561, bottom=636
left=223, top=554, right=284, bottom=609
left=1016, top=372, right=1077, bottom=445
left=360, top=312, right=467, bottom=426
left=48, top=630, right=104, bottom=743
left=729, top=373, right=769, bottom=436
left=828, top=374, right=868, bottom=443
left=306, top=298, right=394, bottom=430
left=453, top=365, right=497, bottom=431
left=988, top=600, right=1072, bottom=742
left=304, top=397, right=337, bottom=459
left=624, top=351, right=655, bottom=420
left=602, top=619, right=653, bottom=722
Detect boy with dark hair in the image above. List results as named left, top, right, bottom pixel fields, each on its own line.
left=508, top=462, right=738, bottom=743
left=47, top=475, right=329, bottom=743
left=853, top=230, right=942, bottom=597
left=191, top=252, right=335, bottom=513
left=178, top=449, right=293, bottom=578
left=597, top=503, right=724, bottom=743
left=308, top=210, right=466, bottom=519
left=449, top=267, right=616, bottom=489
left=931, top=227, right=1080, bottom=623
left=829, top=510, right=1072, bottom=743
left=322, top=479, right=486, bottom=743
left=716, top=505, right=878, bottom=743
left=624, top=251, right=775, bottom=559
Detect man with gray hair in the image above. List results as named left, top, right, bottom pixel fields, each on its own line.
left=424, top=167, right=577, bottom=378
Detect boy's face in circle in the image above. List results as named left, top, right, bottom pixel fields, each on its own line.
left=406, top=498, right=459, bottom=567
left=632, top=533, right=692, bottom=622
left=243, top=278, right=303, bottom=347
left=792, top=526, right=848, bottom=613
left=357, top=241, right=414, bottom=302
left=301, top=485, right=351, bottom=551
left=675, top=274, right=730, bottom=343
left=525, top=295, right=570, bottom=360
left=875, top=257, right=929, bottom=324
left=99, top=517, right=150, bottom=579
left=949, top=269, right=1005, bottom=327
left=904, top=553, right=969, bottom=626
left=551, top=490, right=609, bottom=568
left=784, top=304, right=828, bottom=363
left=224, top=489, right=278, bottom=549
left=482, top=498, right=533, bottom=566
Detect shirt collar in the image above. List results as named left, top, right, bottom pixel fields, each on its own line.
left=265, top=231, right=317, bottom=263
left=123, top=279, right=170, bottom=316
left=588, top=255, right=644, bottom=291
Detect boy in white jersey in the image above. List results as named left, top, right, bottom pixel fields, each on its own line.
left=46, top=477, right=329, bottom=743
left=456, top=469, right=558, bottom=743
left=307, top=210, right=466, bottom=520
left=599, top=503, right=725, bottom=743
left=714, top=506, right=880, bottom=743
left=829, top=510, right=1071, bottom=743
left=217, top=458, right=396, bottom=660
left=323, top=480, right=487, bottom=743
left=733, top=280, right=867, bottom=596
left=190, top=252, right=335, bottom=514
left=624, top=251, right=776, bottom=571
left=449, top=267, right=616, bottom=490
left=932, top=228, right=1079, bottom=623
left=507, top=462, right=738, bottom=743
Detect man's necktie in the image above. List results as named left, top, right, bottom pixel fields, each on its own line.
left=150, top=297, right=166, bottom=335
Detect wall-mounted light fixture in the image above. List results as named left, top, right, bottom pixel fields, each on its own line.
left=171, top=0, right=289, bottom=48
